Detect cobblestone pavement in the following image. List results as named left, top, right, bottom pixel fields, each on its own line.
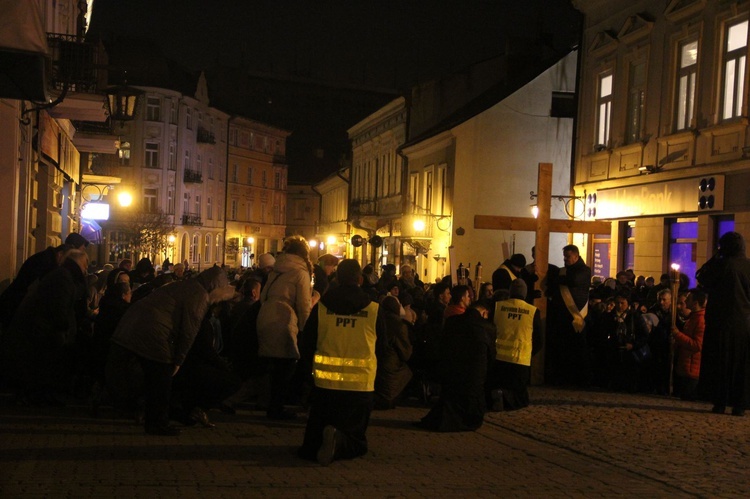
left=1, top=387, right=747, bottom=498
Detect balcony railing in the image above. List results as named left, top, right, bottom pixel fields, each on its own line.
left=181, top=213, right=202, bottom=226
left=183, top=169, right=203, bottom=183
left=197, top=127, right=216, bottom=144
left=46, top=33, right=104, bottom=94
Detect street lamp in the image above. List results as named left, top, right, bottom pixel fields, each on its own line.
left=104, top=82, right=144, bottom=124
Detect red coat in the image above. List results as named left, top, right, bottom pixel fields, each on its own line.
left=673, top=309, right=705, bottom=379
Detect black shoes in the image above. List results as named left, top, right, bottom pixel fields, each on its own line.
left=190, top=407, right=216, bottom=428
left=317, top=425, right=338, bottom=466
left=145, top=424, right=181, bottom=436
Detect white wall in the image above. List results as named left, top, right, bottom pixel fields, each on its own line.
left=451, top=51, right=578, bottom=275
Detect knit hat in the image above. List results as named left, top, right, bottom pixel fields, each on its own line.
left=509, top=254, right=526, bottom=269
left=509, top=279, right=527, bottom=299
left=258, top=253, right=275, bottom=269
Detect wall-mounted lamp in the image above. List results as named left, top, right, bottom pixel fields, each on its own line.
left=638, top=165, right=661, bottom=175
left=529, top=190, right=585, bottom=218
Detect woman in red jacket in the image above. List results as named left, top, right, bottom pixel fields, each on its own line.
left=671, top=288, right=706, bottom=401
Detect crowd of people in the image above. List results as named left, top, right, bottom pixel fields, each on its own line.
left=0, top=230, right=749, bottom=465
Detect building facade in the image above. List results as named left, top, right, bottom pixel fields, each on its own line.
left=573, top=0, right=750, bottom=286
left=347, top=97, right=407, bottom=269
left=402, top=51, right=578, bottom=283
left=0, top=0, right=111, bottom=282
left=313, top=169, right=350, bottom=262
left=225, top=117, right=290, bottom=268
left=285, top=182, right=320, bottom=257
left=89, top=73, right=229, bottom=269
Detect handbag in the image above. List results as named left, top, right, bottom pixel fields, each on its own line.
left=632, top=343, right=652, bottom=363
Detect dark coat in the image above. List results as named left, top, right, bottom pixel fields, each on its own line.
left=111, top=266, right=229, bottom=365
left=375, top=302, right=413, bottom=402
left=420, top=308, right=496, bottom=432
left=697, top=253, right=750, bottom=408
left=0, top=246, right=62, bottom=329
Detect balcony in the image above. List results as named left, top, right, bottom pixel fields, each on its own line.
left=197, top=127, right=216, bottom=144
left=181, top=213, right=202, bottom=226
left=183, top=169, right=203, bottom=183
left=45, top=33, right=109, bottom=122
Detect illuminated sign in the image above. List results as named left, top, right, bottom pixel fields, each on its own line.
left=81, top=202, right=110, bottom=220
left=594, top=176, right=724, bottom=219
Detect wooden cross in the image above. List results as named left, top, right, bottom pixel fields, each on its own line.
left=473, top=163, right=611, bottom=384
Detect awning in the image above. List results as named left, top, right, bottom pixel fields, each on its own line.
left=0, top=0, right=49, bottom=101
left=79, top=219, right=103, bottom=244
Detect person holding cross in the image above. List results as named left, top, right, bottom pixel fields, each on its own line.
left=545, top=244, right=592, bottom=387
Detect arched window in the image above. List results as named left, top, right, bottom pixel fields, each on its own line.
left=216, top=234, right=223, bottom=262
left=191, top=234, right=199, bottom=263
left=204, top=234, right=211, bottom=263
left=180, top=233, right=188, bottom=263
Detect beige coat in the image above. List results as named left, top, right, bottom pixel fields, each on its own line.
left=257, top=253, right=313, bottom=359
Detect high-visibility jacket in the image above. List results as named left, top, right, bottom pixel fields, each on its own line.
left=493, top=298, right=536, bottom=366
left=313, top=301, right=379, bottom=392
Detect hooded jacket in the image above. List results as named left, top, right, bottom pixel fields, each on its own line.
left=111, top=266, right=229, bottom=365
left=256, top=253, right=313, bottom=359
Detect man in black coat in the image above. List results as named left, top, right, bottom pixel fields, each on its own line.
left=492, top=254, right=526, bottom=299
left=697, top=231, right=750, bottom=416
left=417, top=303, right=496, bottom=431
left=545, top=244, right=592, bottom=386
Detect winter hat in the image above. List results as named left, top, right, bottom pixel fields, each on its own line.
left=318, top=254, right=339, bottom=267
left=509, top=278, right=527, bottom=299
left=258, top=253, right=275, bottom=269
left=509, top=254, right=526, bottom=268
left=65, top=232, right=89, bottom=249
left=642, top=313, right=659, bottom=330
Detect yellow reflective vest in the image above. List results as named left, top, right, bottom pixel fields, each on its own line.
left=493, top=298, right=536, bottom=366
left=313, top=301, right=379, bottom=392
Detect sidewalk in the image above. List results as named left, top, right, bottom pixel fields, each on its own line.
left=1, top=387, right=746, bottom=498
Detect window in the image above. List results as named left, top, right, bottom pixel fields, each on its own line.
left=168, top=143, right=175, bottom=171
left=626, top=61, right=646, bottom=144
left=669, top=218, right=698, bottom=288
left=204, top=234, right=211, bottom=263
left=409, top=173, right=419, bottom=210
left=183, top=192, right=190, bottom=214
left=216, top=235, right=223, bottom=260
left=146, top=97, right=161, bottom=121
left=207, top=196, right=213, bottom=220
left=184, top=150, right=191, bottom=170
left=145, top=142, right=159, bottom=168
left=196, top=154, right=202, bottom=173
left=675, top=39, right=698, bottom=131
left=169, top=99, right=176, bottom=124
left=167, top=186, right=175, bottom=214
left=274, top=171, right=281, bottom=189
left=194, top=194, right=201, bottom=216
left=118, top=141, right=130, bottom=165
left=186, top=107, right=193, bottom=130
left=722, top=19, right=748, bottom=121
left=273, top=203, right=281, bottom=224
left=437, top=164, right=447, bottom=215
left=425, top=170, right=433, bottom=212
left=261, top=202, right=267, bottom=223
left=191, top=234, right=199, bottom=263
left=208, top=159, right=214, bottom=179
left=229, top=128, right=237, bottom=146
left=230, top=199, right=238, bottom=220
left=262, top=171, right=267, bottom=187
left=596, top=72, right=613, bottom=148
left=143, top=188, right=158, bottom=213
left=247, top=166, right=253, bottom=185
left=620, top=221, right=635, bottom=271
left=232, top=164, right=239, bottom=182
left=245, top=201, right=252, bottom=221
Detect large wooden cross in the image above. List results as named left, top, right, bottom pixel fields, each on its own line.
left=473, top=163, right=610, bottom=384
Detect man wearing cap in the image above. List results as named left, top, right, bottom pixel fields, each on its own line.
left=492, top=254, right=526, bottom=300
left=489, top=279, right=542, bottom=410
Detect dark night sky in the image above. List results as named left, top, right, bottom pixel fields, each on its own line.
left=88, top=0, right=581, bottom=182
